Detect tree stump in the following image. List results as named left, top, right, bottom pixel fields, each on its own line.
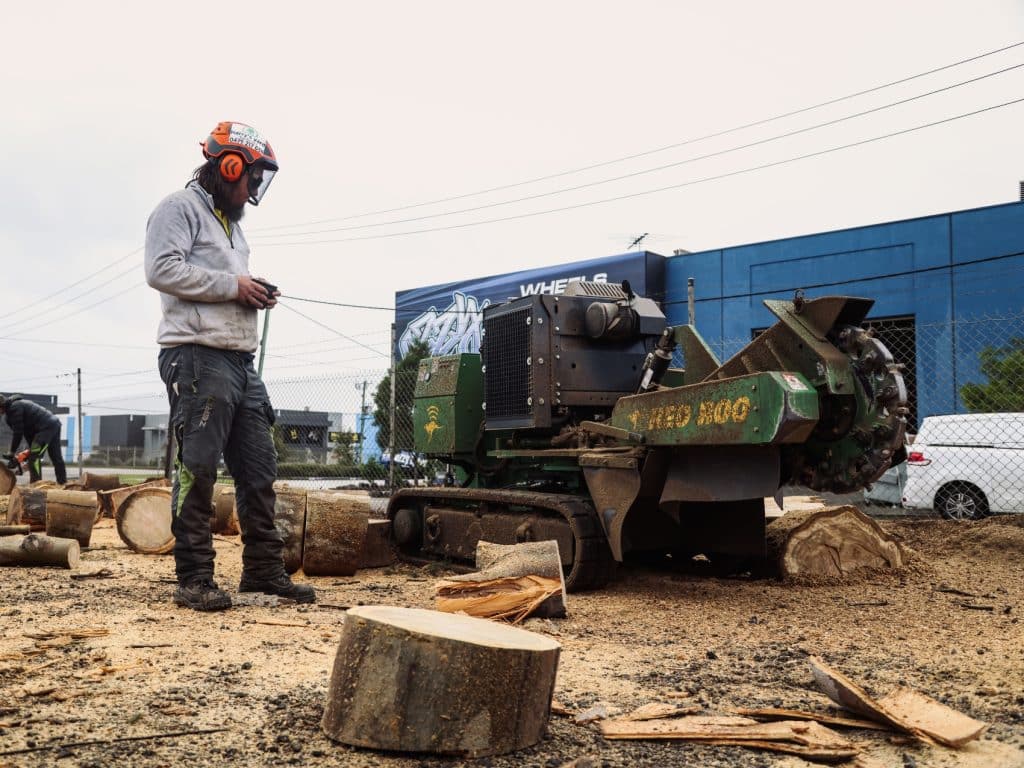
left=0, top=534, right=80, bottom=568
left=302, top=491, right=368, bottom=576
left=0, top=464, right=15, bottom=495
left=211, top=486, right=240, bottom=535
left=766, top=506, right=904, bottom=580
left=273, top=488, right=307, bottom=574
left=96, top=478, right=170, bottom=522
left=7, top=487, right=47, bottom=530
left=321, top=605, right=561, bottom=757
left=1, top=524, right=31, bottom=536
left=360, top=519, right=395, bottom=569
left=116, top=487, right=174, bottom=554
left=80, top=472, right=121, bottom=491
left=45, top=489, right=98, bottom=548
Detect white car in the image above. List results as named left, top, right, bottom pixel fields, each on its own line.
left=901, top=413, right=1024, bottom=520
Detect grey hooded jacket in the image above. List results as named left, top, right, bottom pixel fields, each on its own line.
left=145, top=181, right=258, bottom=352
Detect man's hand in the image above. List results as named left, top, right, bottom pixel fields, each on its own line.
left=237, top=276, right=280, bottom=309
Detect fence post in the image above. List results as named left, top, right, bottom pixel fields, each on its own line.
left=388, top=323, right=397, bottom=492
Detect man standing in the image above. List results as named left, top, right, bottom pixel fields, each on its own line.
left=145, top=121, right=314, bottom=611
left=0, top=394, right=68, bottom=484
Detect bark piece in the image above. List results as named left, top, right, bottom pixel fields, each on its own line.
left=0, top=464, right=15, bottom=495
left=321, top=605, right=561, bottom=757
left=44, top=490, right=98, bottom=548
left=600, top=715, right=858, bottom=761
left=302, top=491, right=368, bottom=576
left=766, top=506, right=903, bottom=579
left=0, top=534, right=80, bottom=568
left=96, top=479, right=170, bottom=522
left=116, top=487, right=174, bottom=555
left=80, top=472, right=121, bottom=491
left=359, top=519, right=395, bottom=568
left=211, top=485, right=240, bottom=535
left=808, top=656, right=988, bottom=747
left=273, top=488, right=307, bottom=574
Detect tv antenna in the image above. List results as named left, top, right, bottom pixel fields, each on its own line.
left=627, top=232, right=649, bottom=251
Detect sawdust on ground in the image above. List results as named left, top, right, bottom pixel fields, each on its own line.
left=1, top=514, right=1022, bottom=768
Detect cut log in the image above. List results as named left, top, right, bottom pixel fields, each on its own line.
left=273, top=488, right=307, bottom=574
left=360, top=518, right=395, bottom=568
left=0, top=533, right=80, bottom=568
left=7, top=487, right=47, bottom=530
left=302, top=491, right=368, bottom=576
left=96, top=478, right=171, bottom=522
left=765, top=505, right=903, bottom=580
left=116, top=487, right=174, bottom=555
left=436, top=540, right=567, bottom=623
left=321, top=605, right=561, bottom=757
left=210, top=485, right=240, bottom=535
left=80, top=472, right=121, bottom=491
left=0, top=464, right=15, bottom=495
left=45, top=489, right=98, bottom=548
left=1, top=524, right=32, bottom=536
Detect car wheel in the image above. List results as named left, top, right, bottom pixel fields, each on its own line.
left=935, top=483, right=989, bottom=521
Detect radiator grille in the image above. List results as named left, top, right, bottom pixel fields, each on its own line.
left=483, top=307, right=532, bottom=420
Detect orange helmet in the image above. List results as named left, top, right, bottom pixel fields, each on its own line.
left=202, top=121, right=279, bottom=205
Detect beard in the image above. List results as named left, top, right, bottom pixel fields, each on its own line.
left=224, top=204, right=246, bottom=223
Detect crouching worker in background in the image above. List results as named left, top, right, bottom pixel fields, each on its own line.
left=144, top=121, right=315, bottom=612
left=0, top=394, right=68, bottom=484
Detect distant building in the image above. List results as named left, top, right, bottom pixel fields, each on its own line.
left=275, top=408, right=330, bottom=463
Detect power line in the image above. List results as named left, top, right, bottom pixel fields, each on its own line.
left=249, top=39, right=1024, bottom=234
left=276, top=302, right=391, bottom=358
left=255, top=96, right=1024, bottom=248
left=251, top=62, right=1024, bottom=241
left=669, top=249, right=1024, bottom=305
left=0, top=336, right=153, bottom=350
left=278, top=295, right=394, bottom=311
left=0, top=247, right=142, bottom=323
left=0, top=273, right=145, bottom=337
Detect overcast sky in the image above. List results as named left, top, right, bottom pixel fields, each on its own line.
left=2, top=0, right=1022, bottom=416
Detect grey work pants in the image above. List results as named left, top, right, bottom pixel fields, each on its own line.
left=158, top=344, right=283, bottom=585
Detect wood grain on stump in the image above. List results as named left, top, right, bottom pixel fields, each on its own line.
left=116, top=487, right=174, bottom=555
left=360, top=519, right=395, bottom=568
left=273, top=488, right=307, bottom=574
left=0, top=533, right=80, bottom=569
left=302, top=491, right=368, bottom=576
left=766, top=505, right=903, bottom=580
left=321, top=605, right=561, bottom=757
left=45, top=489, right=98, bottom=547
left=97, top=478, right=170, bottom=522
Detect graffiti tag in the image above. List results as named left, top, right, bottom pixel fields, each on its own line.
left=399, top=291, right=491, bottom=357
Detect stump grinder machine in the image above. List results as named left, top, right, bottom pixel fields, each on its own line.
left=387, top=282, right=908, bottom=590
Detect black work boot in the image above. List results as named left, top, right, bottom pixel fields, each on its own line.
left=238, top=573, right=316, bottom=604
left=173, top=577, right=232, bottom=612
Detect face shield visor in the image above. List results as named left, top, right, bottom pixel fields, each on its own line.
left=246, top=163, right=277, bottom=206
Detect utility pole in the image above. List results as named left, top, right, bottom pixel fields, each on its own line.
left=356, top=380, right=368, bottom=466
left=76, top=367, right=83, bottom=479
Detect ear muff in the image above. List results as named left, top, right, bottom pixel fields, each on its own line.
left=218, top=153, right=246, bottom=183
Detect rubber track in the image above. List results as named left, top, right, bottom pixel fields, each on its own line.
left=387, top=487, right=616, bottom=592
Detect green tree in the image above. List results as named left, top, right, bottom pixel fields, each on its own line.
left=373, top=340, right=431, bottom=453
left=960, top=337, right=1024, bottom=412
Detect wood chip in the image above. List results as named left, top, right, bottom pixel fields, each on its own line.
left=623, top=702, right=699, bottom=721
left=249, top=619, right=308, bottom=628
left=600, top=715, right=859, bottom=760
left=728, top=706, right=892, bottom=731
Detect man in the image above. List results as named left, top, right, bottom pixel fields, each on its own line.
left=0, top=394, right=68, bottom=484
left=145, top=121, right=314, bottom=611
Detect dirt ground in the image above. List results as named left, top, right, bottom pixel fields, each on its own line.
left=1, top=509, right=1022, bottom=768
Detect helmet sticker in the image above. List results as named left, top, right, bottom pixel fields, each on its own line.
left=228, top=123, right=267, bottom=153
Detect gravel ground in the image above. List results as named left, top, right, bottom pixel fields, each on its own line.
left=1, top=512, right=1022, bottom=768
